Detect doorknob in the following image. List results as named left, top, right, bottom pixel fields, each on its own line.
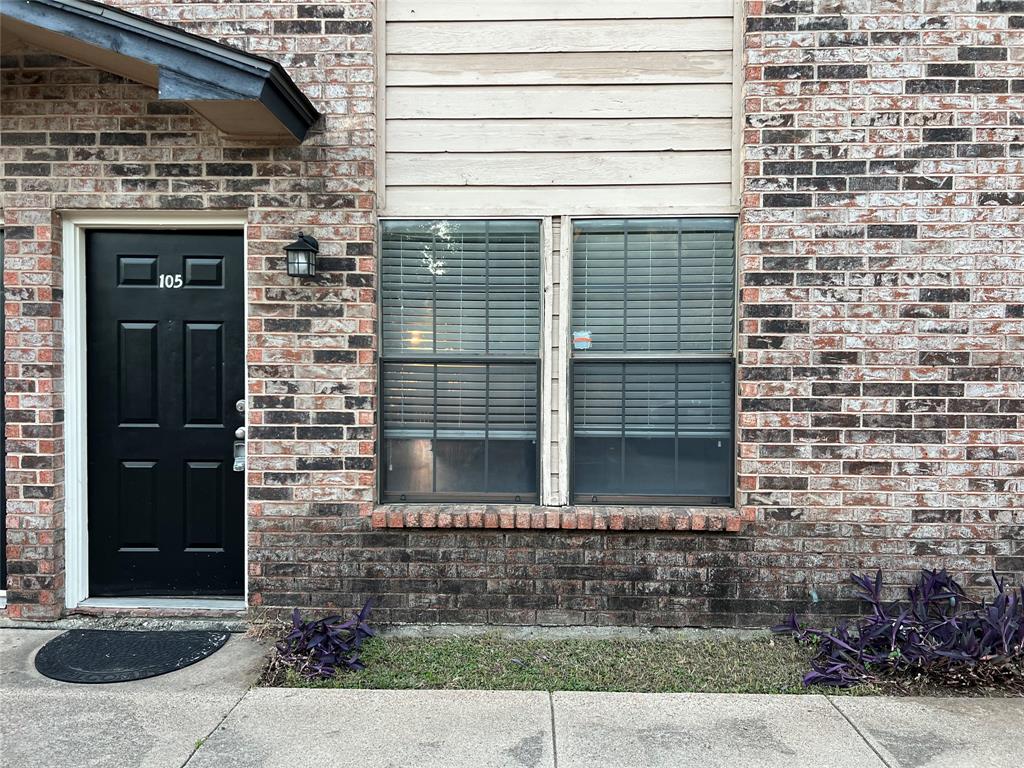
left=235, top=426, right=246, bottom=439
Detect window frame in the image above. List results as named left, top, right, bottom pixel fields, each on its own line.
left=376, top=217, right=547, bottom=505
left=565, top=216, right=738, bottom=508
left=375, top=214, right=738, bottom=509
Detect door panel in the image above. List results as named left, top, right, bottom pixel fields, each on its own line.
left=118, top=461, right=158, bottom=549
left=184, top=323, right=224, bottom=425
left=118, top=322, right=159, bottom=425
left=185, top=461, right=224, bottom=550
left=87, top=230, right=244, bottom=597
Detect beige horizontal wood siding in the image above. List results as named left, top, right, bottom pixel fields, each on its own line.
left=388, top=84, right=731, bottom=120
left=386, top=0, right=734, bottom=22
left=387, top=51, right=732, bottom=86
left=384, top=185, right=735, bottom=217
left=387, top=19, right=733, bottom=54
left=386, top=118, right=733, bottom=153
left=381, top=0, right=737, bottom=216
left=388, top=151, right=730, bottom=187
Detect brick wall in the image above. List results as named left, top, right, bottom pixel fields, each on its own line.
left=1, top=1, right=377, bottom=619
left=271, top=0, right=1017, bottom=626
left=2, top=0, right=1022, bottom=627
left=737, top=0, right=1024, bottom=613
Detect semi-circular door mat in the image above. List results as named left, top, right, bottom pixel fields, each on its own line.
left=34, top=629, right=230, bottom=684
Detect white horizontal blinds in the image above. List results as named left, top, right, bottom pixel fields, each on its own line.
left=572, top=218, right=735, bottom=354
left=436, top=363, right=487, bottom=438
left=382, top=362, right=537, bottom=440
left=675, top=364, right=732, bottom=437
left=486, top=222, right=542, bottom=354
left=381, top=220, right=541, bottom=356
left=571, top=363, right=622, bottom=438
left=381, top=222, right=436, bottom=354
left=573, top=362, right=733, bottom=439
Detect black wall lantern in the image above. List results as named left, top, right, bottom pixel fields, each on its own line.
left=284, top=232, right=319, bottom=277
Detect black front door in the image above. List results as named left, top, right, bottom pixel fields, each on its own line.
left=86, top=230, right=244, bottom=597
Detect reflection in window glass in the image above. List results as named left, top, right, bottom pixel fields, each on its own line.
left=381, top=220, right=541, bottom=356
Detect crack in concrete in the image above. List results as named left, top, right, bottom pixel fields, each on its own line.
left=826, top=696, right=895, bottom=768
left=180, top=687, right=251, bottom=768
left=548, top=691, right=559, bottom=768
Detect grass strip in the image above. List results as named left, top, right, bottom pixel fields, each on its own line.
left=275, top=634, right=843, bottom=694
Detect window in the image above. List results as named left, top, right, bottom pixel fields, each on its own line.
left=380, top=220, right=541, bottom=502
left=570, top=218, right=735, bottom=505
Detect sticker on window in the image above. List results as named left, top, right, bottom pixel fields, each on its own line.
left=572, top=329, right=592, bottom=350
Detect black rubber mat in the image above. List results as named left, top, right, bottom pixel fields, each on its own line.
left=34, top=629, right=229, bottom=684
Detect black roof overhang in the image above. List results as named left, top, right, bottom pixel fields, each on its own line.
left=0, top=0, right=320, bottom=142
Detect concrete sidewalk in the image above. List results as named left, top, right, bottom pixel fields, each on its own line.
left=1, top=630, right=1020, bottom=768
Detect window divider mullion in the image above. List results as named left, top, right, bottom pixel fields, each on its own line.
left=622, top=223, right=629, bottom=357
left=483, top=362, right=490, bottom=493
left=430, top=227, right=438, bottom=494
left=674, top=362, right=680, bottom=494
left=677, top=218, right=683, bottom=354
left=430, top=228, right=437, bottom=359
left=484, top=220, right=490, bottom=355
left=620, top=360, right=627, bottom=493
left=429, top=361, right=437, bottom=494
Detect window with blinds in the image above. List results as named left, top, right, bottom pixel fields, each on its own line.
left=570, top=218, right=736, bottom=504
left=380, top=220, right=541, bottom=502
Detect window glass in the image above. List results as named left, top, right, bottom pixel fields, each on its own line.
left=570, top=218, right=736, bottom=504
left=382, top=362, right=538, bottom=498
left=572, top=218, right=734, bottom=354
left=381, top=220, right=541, bottom=356
left=573, top=361, right=733, bottom=500
left=381, top=221, right=541, bottom=502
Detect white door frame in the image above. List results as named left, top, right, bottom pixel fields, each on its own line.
left=62, top=210, right=249, bottom=610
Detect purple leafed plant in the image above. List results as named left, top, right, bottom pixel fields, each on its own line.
left=773, top=570, right=1024, bottom=692
left=271, top=599, right=375, bottom=681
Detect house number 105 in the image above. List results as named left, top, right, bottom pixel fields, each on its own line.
left=158, top=273, right=183, bottom=288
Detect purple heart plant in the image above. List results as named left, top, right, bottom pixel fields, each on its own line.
left=269, top=599, right=376, bottom=682
left=773, top=570, right=1023, bottom=692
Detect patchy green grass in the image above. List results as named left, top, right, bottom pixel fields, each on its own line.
left=271, top=634, right=853, bottom=694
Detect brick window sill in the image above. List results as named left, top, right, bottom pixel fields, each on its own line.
left=371, top=504, right=745, bottom=532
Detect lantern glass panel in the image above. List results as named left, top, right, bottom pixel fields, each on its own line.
left=287, top=248, right=316, bottom=277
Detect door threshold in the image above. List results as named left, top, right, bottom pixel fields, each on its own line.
left=79, top=596, right=247, bottom=611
